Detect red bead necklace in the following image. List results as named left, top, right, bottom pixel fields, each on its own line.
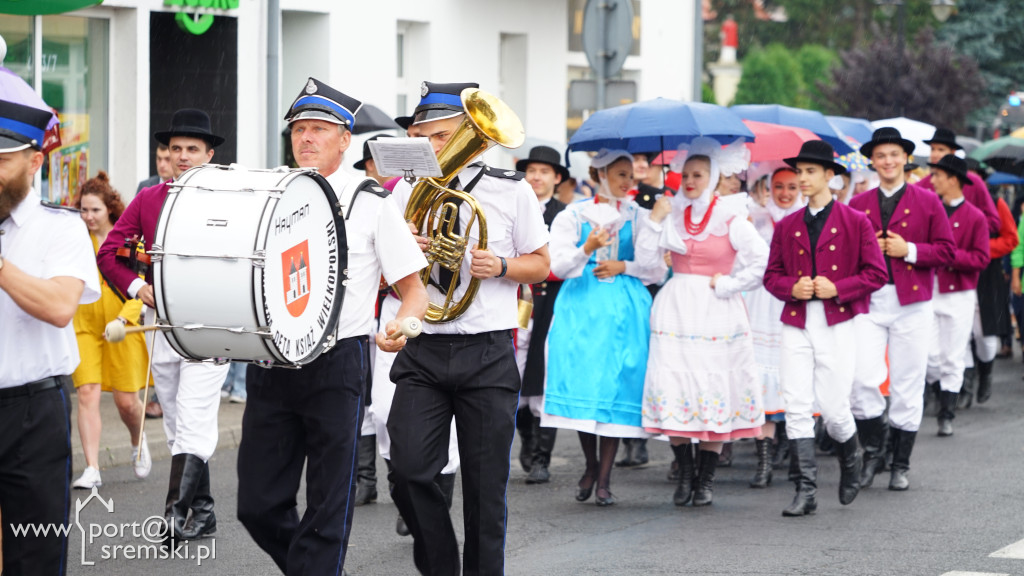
left=683, top=196, right=717, bottom=235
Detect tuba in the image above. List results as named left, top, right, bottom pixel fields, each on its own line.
left=405, top=88, right=525, bottom=323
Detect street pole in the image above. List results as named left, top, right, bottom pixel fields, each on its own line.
left=595, top=1, right=606, bottom=111
left=693, top=0, right=703, bottom=102
left=897, top=1, right=905, bottom=117
left=266, top=0, right=280, bottom=167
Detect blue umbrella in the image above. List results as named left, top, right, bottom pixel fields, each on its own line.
left=731, top=104, right=854, bottom=155
left=826, top=115, right=874, bottom=145
left=567, top=98, right=754, bottom=157
left=987, top=171, right=1024, bottom=186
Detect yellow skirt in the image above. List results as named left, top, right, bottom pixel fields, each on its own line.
left=72, top=283, right=151, bottom=392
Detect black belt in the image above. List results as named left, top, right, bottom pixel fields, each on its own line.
left=0, top=376, right=63, bottom=399
left=419, top=329, right=514, bottom=343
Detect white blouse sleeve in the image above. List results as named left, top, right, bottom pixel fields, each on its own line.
left=627, top=210, right=669, bottom=285
left=549, top=207, right=590, bottom=279
left=713, top=216, right=769, bottom=298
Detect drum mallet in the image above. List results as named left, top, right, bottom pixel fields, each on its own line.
left=386, top=317, right=423, bottom=340
left=104, top=320, right=166, bottom=343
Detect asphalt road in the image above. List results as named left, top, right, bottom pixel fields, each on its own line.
left=62, top=355, right=1024, bottom=576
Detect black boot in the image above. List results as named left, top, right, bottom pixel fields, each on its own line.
left=888, top=428, right=917, bottom=491
left=671, top=444, right=695, bottom=506
left=835, top=434, right=862, bottom=505
left=782, top=438, right=817, bottom=516
left=515, top=408, right=537, bottom=472
left=937, top=390, right=958, bottom=437
left=691, top=450, right=718, bottom=506
left=353, top=434, right=379, bottom=506
left=856, top=417, right=887, bottom=489
left=771, top=424, right=790, bottom=469
left=385, top=459, right=410, bottom=537
left=958, top=368, right=975, bottom=409
left=164, top=454, right=205, bottom=543
left=717, top=442, right=733, bottom=468
left=526, top=426, right=557, bottom=484
left=750, top=438, right=772, bottom=488
left=181, top=461, right=216, bottom=540
left=976, top=360, right=994, bottom=404
left=435, top=472, right=456, bottom=510
left=615, top=438, right=648, bottom=467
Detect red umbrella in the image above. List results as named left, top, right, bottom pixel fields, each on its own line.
left=652, top=120, right=821, bottom=166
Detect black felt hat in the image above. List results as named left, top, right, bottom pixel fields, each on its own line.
left=285, top=77, right=362, bottom=129
left=859, top=126, right=916, bottom=158
left=922, top=127, right=963, bottom=151
left=927, top=153, right=969, bottom=184
left=154, top=108, right=224, bottom=148
left=395, top=81, right=478, bottom=130
left=353, top=134, right=393, bottom=171
left=0, top=99, right=52, bottom=153
left=515, top=145, right=570, bottom=182
left=784, top=140, right=847, bottom=175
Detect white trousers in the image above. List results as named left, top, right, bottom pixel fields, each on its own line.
left=780, top=301, right=857, bottom=442
left=965, top=302, right=999, bottom=366
left=851, top=284, right=933, bottom=432
left=148, top=333, right=228, bottom=461
left=370, top=296, right=460, bottom=474
left=926, top=285, right=976, bottom=393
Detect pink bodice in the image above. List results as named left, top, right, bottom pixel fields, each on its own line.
left=671, top=228, right=736, bottom=277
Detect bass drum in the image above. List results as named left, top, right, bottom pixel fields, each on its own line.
left=151, top=164, right=348, bottom=366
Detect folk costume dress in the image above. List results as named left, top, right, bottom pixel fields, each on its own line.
left=640, top=156, right=769, bottom=442
left=542, top=197, right=664, bottom=437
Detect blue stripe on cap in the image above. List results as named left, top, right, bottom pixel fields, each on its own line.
left=294, top=95, right=356, bottom=127
left=419, top=92, right=463, bottom=108
left=0, top=116, right=44, bottom=146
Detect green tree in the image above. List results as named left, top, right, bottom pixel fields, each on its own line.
left=702, top=82, right=716, bottom=104
left=795, top=44, right=838, bottom=112
left=732, top=44, right=803, bottom=107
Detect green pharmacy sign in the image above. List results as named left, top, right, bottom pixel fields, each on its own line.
left=0, top=0, right=102, bottom=15
left=164, top=0, right=239, bottom=36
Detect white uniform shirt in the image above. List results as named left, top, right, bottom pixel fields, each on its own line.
left=327, top=170, right=427, bottom=340
left=0, top=191, right=100, bottom=388
left=392, top=165, right=550, bottom=334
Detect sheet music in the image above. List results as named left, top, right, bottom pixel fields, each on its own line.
left=368, top=138, right=443, bottom=178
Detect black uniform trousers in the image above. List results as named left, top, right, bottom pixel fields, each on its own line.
left=0, top=378, right=72, bottom=576
left=388, top=330, right=520, bottom=576
left=237, top=336, right=368, bottom=576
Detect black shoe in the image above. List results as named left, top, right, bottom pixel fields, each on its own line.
left=937, top=390, right=957, bottom=437
left=958, top=368, right=975, bottom=409
left=750, top=438, right=773, bottom=488
left=181, top=461, right=216, bottom=540
left=717, top=443, right=733, bottom=468
left=395, top=514, right=411, bottom=537
left=353, top=435, right=378, bottom=506
left=671, top=444, right=695, bottom=506
left=576, top=471, right=595, bottom=502
left=692, top=450, right=718, bottom=506
left=526, top=426, right=556, bottom=484
left=515, top=408, right=537, bottom=472
left=163, top=454, right=206, bottom=544
left=835, top=434, right=862, bottom=506
left=855, top=417, right=887, bottom=489
left=595, top=486, right=615, bottom=507
left=888, top=428, right=917, bottom=491
left=977, top=360, right=994, bottom=404
left=782, top=438, right=818, bottom=517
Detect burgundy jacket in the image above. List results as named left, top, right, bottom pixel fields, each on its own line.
left=763, top=201, right=888, bottom=328
left=916, top=172, right=1000, bottom=236
left=935, top=200, right=990, bottom=294
left=97, top=181, right=170, bottom=296
left=849, top=183, right=955, bottom=305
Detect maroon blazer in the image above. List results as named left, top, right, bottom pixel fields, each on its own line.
left=97, top=181, right=170, bottom=296
left=848, top=183, right=955, bottom=305
left=917, top=172, right=1000, bottom=236
left=763, top=202, right=888, bottom=328
left=935, top=200, right=990, bottom=294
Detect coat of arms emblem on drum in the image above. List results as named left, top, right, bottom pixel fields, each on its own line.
left=282, top=240, right=311, bottom=317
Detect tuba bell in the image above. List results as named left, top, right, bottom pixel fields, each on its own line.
left=404, top=88, right=525, bottom=323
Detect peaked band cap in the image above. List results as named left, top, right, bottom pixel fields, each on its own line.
left=784, top=140, right=846, bottom=175
left=927, top=153, right=969, bottom=183
left=395, top=81, right=478, bottom=129
left=154, top=108, right=225, bottom=148
left=922, top=127, right=963, bottom=151
left=0, top=98, right=53, bottom=153
left=860, top=126, right=916, bottom=158
left=353, top=134, right=394, bottom=171
left=286, top=77, right=362, bottom=129
left=515, top=145, right=570, bottom=182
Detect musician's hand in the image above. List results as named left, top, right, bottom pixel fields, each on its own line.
left=138, top=284, right=155, bottom=308
left=593, top=260, right=625, bottom=279
left=470, top=247, right=502, bottom=279
left=792, top=276, right=814, bottom=300
left=812, top=275, right=838, bottom=299
left=408, top=222, right=429, bottom=252
left=375, top=319, right=407, bottom=353
left=884, top=231, right=909, bottom=258
left=582, top=228, right=612, bottom=255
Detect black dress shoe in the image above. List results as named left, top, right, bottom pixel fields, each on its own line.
left=395, top=514, right=410, bottom=536
left=576, top=474, right=595, bottom=502
left=595, top=487, right=615, bottom=507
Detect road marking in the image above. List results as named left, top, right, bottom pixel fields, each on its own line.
left=941, top=572, right=1009, bottom=576
left=991, top=538, right=1024, bottom=559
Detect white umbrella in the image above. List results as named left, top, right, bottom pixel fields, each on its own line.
left=870, top=117, right=935, bottom=158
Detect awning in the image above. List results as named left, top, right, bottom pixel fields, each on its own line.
left=0, top=0, right=102, bottom=16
